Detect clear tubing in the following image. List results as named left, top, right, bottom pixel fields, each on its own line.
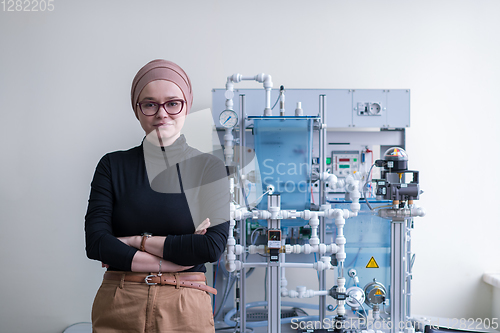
left=223, top=301, right=335, bottom=328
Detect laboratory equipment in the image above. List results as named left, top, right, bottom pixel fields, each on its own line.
left=212, top=74, right=425, bottom=333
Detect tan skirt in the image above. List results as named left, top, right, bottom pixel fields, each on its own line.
left=91, top=272, right=215, bottom=333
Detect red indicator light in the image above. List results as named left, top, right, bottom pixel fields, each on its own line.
left=339, top=158, right=350, bottom=162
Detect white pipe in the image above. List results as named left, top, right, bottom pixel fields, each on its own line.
left=248, top=244, right=266, bottom=255
left=232, top=208, right=332, bottom=222
left=320, top=171, right=339, bottom=190
left=284, top=286, right=330, bottom=299
left=280, top=263, right=314, bottom=268
left=336, top=277, right=346, bottom=316
left=229, top=177, right=234, bottom=199
left=234, top=244, right=244, bottom=255
left=251, top=209, right=272, bottom=220
left=225, top=206, right=357, bottom=276
left=224, top=73, right=273, bottom=116
left=263, top=74, right=272, bottom=115
left=285, top=243, right=338, bottom=255
left=314, top=290, right=329, bottom=296
left=248, top=243, right=339, bottom=256
left=223, top=128, right=234, bottom=165
left=335, top=214, right=346, bottom=263
left=378, top=206, right=426, bottom=219
left=233, top=207, right=252, bottom=221
left=225, top=78, right=234, bottom=111
left=345, top=175, right=361, bottom=213
left=308, top=212, right=319, bottom=247
left=242, top=262, right=268, bottom=268
left=322, top=208, right=353, bottom=265
left=236, top=262, right=332, bottom=270
left=225, top=203, right=237, bottom=272
left=281, top=241, right=288, bottom=297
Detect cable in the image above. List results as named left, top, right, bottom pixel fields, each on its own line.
left=250, top=227, right=265, bottom=245
left=250, top=226, right=270, bottom=257
left=346, top=247, right=362, bottom=268
left=351, top=296, right=368, bottom=320
left=271, top=92, right=281, bottom=110
left=215, top=326, right=254, bottom=332
left=313, top=253, right=320, bottom=281
left=237, top=167, right=251, bottom=211
left=373, top=204, right=393, bottom=210
left=264, top=268, right=267, bottom=304
left=383, top=302, right=390, bottom=315
left=213, top=258, right=220, bottom=315
left=214, top=266, right=255, bottom=320
left=245, top=183, right=252, bottom=200
left=362, top=162, right=377, bottom=210
left=214, top=247, right=256, bottom=320
left=310, top=183, right=315, bottom=205
left=214, top=272, right=236, bottom=320
left=251, top=188, right=271, bottom=207
left=292, top=307, right=309, bottom=317
left=224, top=301, right=337, bottom=328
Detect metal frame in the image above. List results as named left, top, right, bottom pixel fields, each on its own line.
left=391, top=218, right=407, bottom=332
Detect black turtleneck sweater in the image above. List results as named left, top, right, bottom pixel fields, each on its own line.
left=85, top=135, right=230, bottom=272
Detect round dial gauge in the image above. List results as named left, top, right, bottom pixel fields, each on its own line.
left=219, top=110, right=238, bottom=128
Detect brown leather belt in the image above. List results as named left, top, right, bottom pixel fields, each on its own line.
left=103, top=272, right=217, bottom=295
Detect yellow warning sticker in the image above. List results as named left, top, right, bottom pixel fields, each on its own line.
left=366, top=256, right=379, bottom=268
left=375, top=289, right=383, bottom=295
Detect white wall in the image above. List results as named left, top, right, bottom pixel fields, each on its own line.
left=1, top=1, right=499, bottom=332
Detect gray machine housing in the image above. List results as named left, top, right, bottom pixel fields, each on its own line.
left=212, top=88, right=410, bottom=129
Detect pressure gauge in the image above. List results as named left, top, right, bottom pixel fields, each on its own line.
left=363, top=279, right=387, bottom=307
left=219, top=110, right=238, bottom=128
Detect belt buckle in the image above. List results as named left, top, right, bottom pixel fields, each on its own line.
left=145, top=274, right=157, bottom=286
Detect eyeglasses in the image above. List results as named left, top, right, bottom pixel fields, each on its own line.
left=136, top=99, right=186, bottom=116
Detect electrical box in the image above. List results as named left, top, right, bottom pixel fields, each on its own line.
left=331, top=150, right=360, bottom=177
left=212, top=88, right=410, bottom=129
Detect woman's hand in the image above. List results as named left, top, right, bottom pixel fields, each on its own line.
left=117, top=217, right=211, bottom=252
left=130, top=251, right=194, bottom=272
left=194, top=218, right=210, bottom=235
left=161, top=260, right=194, bottom=272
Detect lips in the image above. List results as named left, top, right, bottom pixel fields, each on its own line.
left=155, top=122, right=174, bottom=127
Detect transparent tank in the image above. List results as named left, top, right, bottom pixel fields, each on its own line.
left=330, top=201, right=391, bottom=306
left=251, top=116, right=317, bottom=227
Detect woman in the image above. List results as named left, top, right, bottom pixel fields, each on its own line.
left=85, top=59, right=229, bottom=333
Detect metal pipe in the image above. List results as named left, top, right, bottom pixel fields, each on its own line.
left=391, top=218, right=406, bottom=333
left=267, top=194, right=281, bottom=333
left=238, top=93, right=247, bottom=332
left=406, top=218, right=413, bottom=321
left=319, top=94, right=327, bottom=322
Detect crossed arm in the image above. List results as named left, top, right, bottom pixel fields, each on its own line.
left=85, top=152, right=229, bottom=272
left=114, top=218, right=211, bottom=272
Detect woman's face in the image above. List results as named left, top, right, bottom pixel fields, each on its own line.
left=136, top=80, right=187, bottom=146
